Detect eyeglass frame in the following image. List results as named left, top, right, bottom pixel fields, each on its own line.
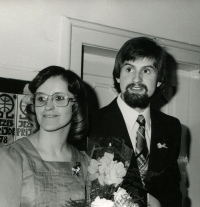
left=32, top=92, right=76, bottom=107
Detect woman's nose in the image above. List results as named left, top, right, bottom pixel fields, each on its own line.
left=45, top=97, right=54, bottom=110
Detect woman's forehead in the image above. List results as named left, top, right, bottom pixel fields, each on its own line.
left=36, top=76, right=69, bottom=94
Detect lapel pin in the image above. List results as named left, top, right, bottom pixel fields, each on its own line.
left=157, top=143, right=168, bottom=149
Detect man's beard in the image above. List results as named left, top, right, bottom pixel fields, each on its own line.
left=123, top=83, right=150, bottom=109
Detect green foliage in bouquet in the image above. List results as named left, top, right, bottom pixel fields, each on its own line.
left=64, top=199, right=89, bottom=207
left=90, top=179, right=118, bottom=201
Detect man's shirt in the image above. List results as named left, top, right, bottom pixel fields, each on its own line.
left=117, top=94, right=151, bottom=152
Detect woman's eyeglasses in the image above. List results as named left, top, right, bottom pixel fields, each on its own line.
left=33, top=92, right=76, bottom=107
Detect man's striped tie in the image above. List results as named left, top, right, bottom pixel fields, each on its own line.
left=135, top=115, right=149, bottom=180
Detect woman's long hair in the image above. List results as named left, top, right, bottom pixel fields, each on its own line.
left=26, top=66, right=88, bottom=141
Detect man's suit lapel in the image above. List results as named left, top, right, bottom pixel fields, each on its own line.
left=148, top=108, right=168, bottom=172
left=110, top=99, right=139, bottom=170
left=109, top=99, right=133, bottom=149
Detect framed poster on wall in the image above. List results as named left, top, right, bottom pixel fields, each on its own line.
left=0, top=77, right=32, bottom=144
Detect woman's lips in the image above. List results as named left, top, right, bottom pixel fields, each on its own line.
left=43, top=115, right=59, bottom=118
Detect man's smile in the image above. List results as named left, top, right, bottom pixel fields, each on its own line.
left=126, top=83, right=148, bottom=93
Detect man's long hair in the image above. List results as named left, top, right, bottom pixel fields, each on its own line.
left=113, top=37, right=167, bottom=93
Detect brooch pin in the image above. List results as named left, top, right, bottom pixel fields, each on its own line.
left=157, top=143, right=168, bottom=149
left=72, top=162, right=81, bottom=176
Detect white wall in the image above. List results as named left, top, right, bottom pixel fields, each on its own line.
left=0, top=0, right=70, bottom=79
left=0, top=0, right=200, bottom=80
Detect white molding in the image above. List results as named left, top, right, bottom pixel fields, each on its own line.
left=59, top=16, right=71, bottom=69
left=69, top=18, right=200, bottom=54
left=69, top=18, right=200, bottom=67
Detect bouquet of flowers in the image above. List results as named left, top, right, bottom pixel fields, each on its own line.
left=65, top=136, right=146, bottom=207
left=87, top=136, right=144, bottom=207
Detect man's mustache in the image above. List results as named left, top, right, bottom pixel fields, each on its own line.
left=126, top=83, right=148, bottom=92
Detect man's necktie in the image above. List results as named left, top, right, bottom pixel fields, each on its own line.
left=135, top=115, right=149, bottom=180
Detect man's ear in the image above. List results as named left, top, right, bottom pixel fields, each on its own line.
left=157, top=82, right=162, bottom=87
left=116, top=78, right=120, bottom=83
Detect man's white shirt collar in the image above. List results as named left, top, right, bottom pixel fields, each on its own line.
left=117, top=94, right=151, bottom=130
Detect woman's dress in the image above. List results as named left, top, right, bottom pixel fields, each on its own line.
left=0, top=137, right=90, bottom=207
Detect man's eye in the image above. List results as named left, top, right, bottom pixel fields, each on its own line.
left=143, top=69, right=150, bottom=74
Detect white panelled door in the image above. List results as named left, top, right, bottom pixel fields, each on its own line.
left=83, top=46, right=118, bottom=109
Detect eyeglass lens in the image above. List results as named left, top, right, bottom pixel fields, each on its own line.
left=34, top=93, right=70, bottom=107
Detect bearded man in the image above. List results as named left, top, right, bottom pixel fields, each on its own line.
left=90, top=37, right=182, bottom=207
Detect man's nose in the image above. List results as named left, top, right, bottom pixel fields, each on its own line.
left=132, top=71, right=142, bottom=83
left=45, top=96, right=54, bottom=110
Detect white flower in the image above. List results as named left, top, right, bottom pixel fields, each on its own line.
left=88, top=159, right=100, bottom=174
left=107, top=161, right=127, bottom=186
left=22, top=84, right=33, bottom=105
left=99, top=152, right=114, bottom=165
left=88, top=152, right=126, bottom=186
left=88, top=159, right=101, bottom=181
left=114, top=187, right=130, bottom=202
left=114, top=187, right=139, bottom=207
left=91, top=196, right=114, bottom=207
left=98, top=160, right=126, bottom=186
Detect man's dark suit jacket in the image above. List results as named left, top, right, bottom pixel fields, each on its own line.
left=90, top=98, right=182, bottom=207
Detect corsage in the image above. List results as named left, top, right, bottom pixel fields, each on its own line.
left=22, top=84, right=33, bottom=105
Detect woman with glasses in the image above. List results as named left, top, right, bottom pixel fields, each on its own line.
left=0, top=66, right=90, bottom=207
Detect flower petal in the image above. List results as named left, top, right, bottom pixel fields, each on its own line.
left=22, top=94, right=33, bottom=105
left=88, top=159, right=100, bottom=174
